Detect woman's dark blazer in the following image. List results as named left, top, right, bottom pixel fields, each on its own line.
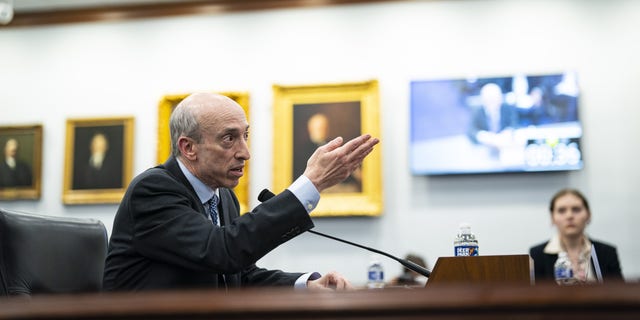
left=529, top=239, right=623, bottom=283
left=103, top=156, right=315, bottom=291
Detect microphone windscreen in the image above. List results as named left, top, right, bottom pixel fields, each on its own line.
left=258, top=189, right=276, bottom=202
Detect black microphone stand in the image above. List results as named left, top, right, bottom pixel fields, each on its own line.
left=258, top=188, right=431, bottom=278
left=307, top=230, right=431, bottom=278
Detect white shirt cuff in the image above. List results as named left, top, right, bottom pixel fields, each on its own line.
left=294, top=272, right=322, bottom=289
left=288, top=175, right=320, bottom=214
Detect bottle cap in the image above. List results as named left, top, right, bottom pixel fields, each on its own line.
left=459, top=222, right=471, bottom=231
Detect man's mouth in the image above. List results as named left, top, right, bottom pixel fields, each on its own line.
left=230, top=166, right=244, bottom=177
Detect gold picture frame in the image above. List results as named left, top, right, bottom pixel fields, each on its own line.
left=273, top=80, right=382, bottom=217
left=156, top=92, right=250, bottom=213
left=63, top=117, right=134, bottom=205
left=0, top=125, right=43, bottom=200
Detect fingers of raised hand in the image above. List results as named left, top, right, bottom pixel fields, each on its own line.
left=320, top=136, right=344, bottom=153
left=341, top=134, right=372, bottom=154
left=345, top=136, right=379, bottom=165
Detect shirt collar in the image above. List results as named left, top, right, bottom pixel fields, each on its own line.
left=543, top=233, right=592, bottom=255
left=176, top=158, right=218, bottom=205
left=5, top=157, right=16, bottom=169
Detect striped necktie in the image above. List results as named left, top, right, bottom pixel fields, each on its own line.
left=207, top=194, right=219, bottom=226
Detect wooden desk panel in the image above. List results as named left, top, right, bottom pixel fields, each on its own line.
left=0, top=282, right=639, bottom=319
left=427, top=254, right=533, bottom=285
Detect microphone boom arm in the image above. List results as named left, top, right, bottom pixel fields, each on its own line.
left=257, top=188, right=431, bottom=278
left=308, top=230, right=431, bottom=278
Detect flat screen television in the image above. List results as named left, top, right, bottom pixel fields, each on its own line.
left=410, top=72, right=583, bottom=175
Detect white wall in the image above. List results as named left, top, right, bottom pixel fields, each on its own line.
left=1, top=0, right=639, bottom=285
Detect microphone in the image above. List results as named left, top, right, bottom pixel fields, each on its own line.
left=257, top=188, right=277, bottom=203
left=258, top=189, right=431, bottom=278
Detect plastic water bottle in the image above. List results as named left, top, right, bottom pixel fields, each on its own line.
left=454, top=223, right=479, bottom=256
left=367, top=259, right=385, bottom=289
left=554, top=252, right=575, bottom=285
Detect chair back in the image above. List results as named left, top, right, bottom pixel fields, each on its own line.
left=0, top=208, right=108, bottom=296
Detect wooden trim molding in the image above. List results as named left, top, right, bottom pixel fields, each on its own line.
left=2, top=0, right=401, bottom=28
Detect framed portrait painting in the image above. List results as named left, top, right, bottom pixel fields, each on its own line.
left=63, top=117, right=134, bottom=205
left=272, top=80, right=382, bottom=217
left=156, top=92, right=250, bottom=213
left=0, top=125, right=43, bottom=200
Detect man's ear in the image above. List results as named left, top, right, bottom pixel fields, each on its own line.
left=177, top=137, right=197, bottom=160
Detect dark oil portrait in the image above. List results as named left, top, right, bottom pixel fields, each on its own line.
left=72, top=125, right=124, bottom=190
left=0, top=134, right=35, bottom=189
left=293, top=101, right=362, bottom=193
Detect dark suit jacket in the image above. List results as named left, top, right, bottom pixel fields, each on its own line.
left=103, top=156, right=315, bottom=291
left=73, top=153, right=122, bottom=190
left=529, top=239, right=623, bottom=283
left=0, top=160, right=32, bottom=188
left=467, top=103, right=519, bottom=144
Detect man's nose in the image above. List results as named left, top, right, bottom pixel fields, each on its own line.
left=236, top=140, right=251, bottom=160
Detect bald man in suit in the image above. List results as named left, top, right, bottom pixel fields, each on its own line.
left=104, top=92, right=379, bottom=291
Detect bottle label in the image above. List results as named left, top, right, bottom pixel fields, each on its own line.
left=554, top=267, right=573, bottom=279
left=368, top=270, right=384, bottom=281
left=454, top=245, right=479, bottom=256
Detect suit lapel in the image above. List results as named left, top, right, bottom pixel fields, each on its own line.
left=219, top=188, right=238, bottom=226
left=159, top=156, right=205, bottom=215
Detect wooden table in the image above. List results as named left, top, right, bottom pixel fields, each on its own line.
left=1, top=282, right=639, bottom=319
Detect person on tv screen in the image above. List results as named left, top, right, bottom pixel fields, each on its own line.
left=103, top=92, right=379, bottom=291
left=529, top=188, right=623, bottom=284
left=0, top=138, right=32, bottom=188
left=466, top=82, right=519, bottom=149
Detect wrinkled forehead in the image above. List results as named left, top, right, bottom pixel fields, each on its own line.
left=197, top=98, right=248, bottom=134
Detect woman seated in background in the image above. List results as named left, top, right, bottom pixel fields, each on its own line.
left=529, top=188, right=623, bottom=284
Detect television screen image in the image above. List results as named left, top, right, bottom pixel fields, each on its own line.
left=410, top=72, right=583, bottom=175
